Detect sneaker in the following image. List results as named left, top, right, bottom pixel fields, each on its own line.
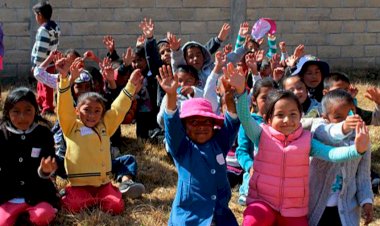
left=238, top=194, right=247, bottom=206
left=119, top=180, right=145, bottom=199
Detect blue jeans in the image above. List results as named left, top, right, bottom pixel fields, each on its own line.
left=112, top=154, right=137, bottom=182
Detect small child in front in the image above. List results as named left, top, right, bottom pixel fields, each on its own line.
left=55, top=57, right=143, bottom=214
left=226, top=66, right=370, bottom=226
left=158, top=64, right=241, bottom=226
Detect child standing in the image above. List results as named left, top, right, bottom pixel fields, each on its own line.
left=31, top=1, right=60, bottom=114
left=226, top=68, right=370, bottom=226
left=56, top=57, right=143, bottom=214
left=0, top=87, right=59, bottom=226
left=309, top=89, right=373, bottom=226
left=158, top=64, right=241, bottom=226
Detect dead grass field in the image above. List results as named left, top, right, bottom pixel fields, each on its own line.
left=3, top=77, right=380, bottom=226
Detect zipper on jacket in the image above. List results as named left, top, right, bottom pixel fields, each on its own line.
left=279, top=138, right=288, bottom=210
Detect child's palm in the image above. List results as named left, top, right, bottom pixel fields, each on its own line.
left=40, top=156, right=57, bottom=174
left=365, top=87, right=380, bottom=105
left=355, top=122, right=369, bottom=153
left=157, top=65, right=178, bottom=95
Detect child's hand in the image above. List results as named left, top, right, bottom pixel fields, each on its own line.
left=249, top=167, right=254, bottom=177
left=223, top=62, right=246, bottom=95
left=272, top=67, right=284, bottom=82
left=279, top=41, right=286, bottom=53
left=223, top=43, right=232, bottom=55
left=293, top=44, right=305, bottom=60
left=122, top=47, right=134, bottom=67
left=285, top=55, right=297, bottom=67
left=139, top=18, right=154, bottom=39
left=365, top=86, right=380, bottom=105
left=243, top=35, right=252, bottom=50
left=40, top=156, right=57, bottom=175
left=55, top=57, right=70, bottom=77
left=83, top=50, right=97, bottom=61
left=342, top=114, right=362, bottom=134
left=217, top=23, right=230, bottom=42
left=99, top=57, right=114, bottom=82
left=238, top=22, right=250, bottom=37
left=348, top=84, right=359, bottom=98
left=362, top=203, right=374, bottom=225
left=129, top=69, right=144, bottom=93
left=157, top=64, right=178, bottom=96
left=103, top=35, right=115, bottom=53
left=167, top=32, right=181, bottom=51
left=179, top=86, right=194, bottom=97
left=354, top=121, right=370, bottom=154
left=255, top=50, right=265, bottom=63
left=69, top=58, right=84, bottom=83
left=245, top=53, right=258, bottom=74
left=136, top=35, right=145, bottom=47
left=214, top=51, right=226, bottom=73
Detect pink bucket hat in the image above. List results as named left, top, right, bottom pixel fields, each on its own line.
left=180, top=98, right=224, bottom=126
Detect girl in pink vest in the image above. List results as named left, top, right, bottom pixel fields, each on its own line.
left=225, top=67, right=370, bottom=226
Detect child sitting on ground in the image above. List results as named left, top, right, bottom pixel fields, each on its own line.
left=55, top=56, right=143, bottom=214
left=158, top=63, right=241, bottom=226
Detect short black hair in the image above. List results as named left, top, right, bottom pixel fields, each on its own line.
left=175, top=65, right=199, bottom=81
left=134, top=46, right=146, bottom=59
left=264, top=90, right=302, bottom=123
left=64, top=48, right=80, bottom=58
left=33, top=1, right=53, bottom=21
left=252, top=77, right=276, bottom=100
left=321, top=89, right=354, bottom=114
left=323, top=72, right=350, bottom=90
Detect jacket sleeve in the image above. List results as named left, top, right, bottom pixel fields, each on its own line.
left=215, top=112, right=240, bottom=156
left=234, top=34, right=245, bottom=52
left=236, top=125, right=254, bottom=172
left=32, top=28, right=50, bottom=66
left=145, top=37, right=162, bottom=78
left=355, top=151, right=374, bottom=206
left=236, top=92, right=262, bottom=145
left=57, top=78, right=78, bottom=137
left=203, top=71, right=220, bottom=113
left=310, top=138, right=362, bottom=162
left=164, top=109, right=187, bottom=157
left=103, top=81, right=136, bottom=136
left=33, top=67, right=58, bottom=89
left=312, top=121, right=353, bottom=144
left=171, top=48, right=186, bottom=73
left=204, top=36, right=222, bottom=55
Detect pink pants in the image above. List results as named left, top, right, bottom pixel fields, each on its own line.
left=36, top=66, right=55, bottom=114
left=62, top=182, right=124, bottom=214
left=243, top=201, right=308, bottom=226
left=0, top=201, right=56, bottom=226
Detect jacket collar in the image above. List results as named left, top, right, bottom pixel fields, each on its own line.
left=266, top=124, right=304, bottom=142
left=6, top=122, right=38, bottom=134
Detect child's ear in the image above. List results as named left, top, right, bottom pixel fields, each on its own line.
left=75, top=108, right=80, bottom=116
left=322, top=113, right=329, bottom=122
left=322, top=89, right=328, bottom=96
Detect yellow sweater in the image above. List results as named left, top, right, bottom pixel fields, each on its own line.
left=57, top=78, right=135, bottom=187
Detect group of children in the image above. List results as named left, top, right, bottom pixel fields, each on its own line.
left=0, top=1, right=379, bottom=225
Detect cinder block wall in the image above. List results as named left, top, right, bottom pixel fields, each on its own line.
left=1, top=0, right=380, bottom=78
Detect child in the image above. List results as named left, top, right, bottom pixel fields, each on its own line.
left=323, top=72, right=380, bottom=126
left=31, top=1, right=60, bottom=114
left=0, top=87, right=59, bottom=226
left=227, top=68, right=370, bottom=226
left=291, top=55, right=329, bottom=102
left=283, top=75, right=321, bottom=117
left=158, top=64, right=241, bottom=226
left=309, top=89, right=373, bottom=226
left=56, top=57, right=143, bottom=214
left=236, top=78, right=276, bottom=206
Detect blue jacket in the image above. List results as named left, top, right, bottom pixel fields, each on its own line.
left=164, top=110, right=240, bottom=226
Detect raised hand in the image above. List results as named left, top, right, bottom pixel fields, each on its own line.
left=238, top=22, right=250, bottom=37
left=348, top=84, right=359, bottom=98
left=167, top=32, right=181, bottom=51
left=139, top=18, right=154, bottom=39
left=55, top=57, right=70, bottom=77
left=103, top=35, right=115, bottom=53
left=365, top=86, right=380, bottom=105
left=214, top=51, right=227, bottom=72
left=362, top=203, right=374, bottom=225
left=279, top=41, right=286, bottom=53
left=40, top=156, right=57, bottom=175
left=179, top=86, right=195, bottom=97
left=136, top=35, right=145, bottom=47
left=285, top=54, right=297, bottom=67
left=342, top=114, right=362, bottom=134
left=272, top=67, right=285, bottom=82
left=83, top=50, right=97, bottom=61
left=69, top=57, right=84, bottom=83
left=245, top=52, right=258, bottom=74
left=217, top=23, right=231, bottom=42
left=129, top=69, right=144, bottom=94
left=293, top=44, right=305, bottom=60
left=156, top=64, right=178, bottom=96
left=99, top=57, right=114, bottom=82
left=354, top=121, right=370, bottom=154
left=223, top=62, right=246, bottom=94
left=122, top=47, right=134, bottom=67
left=223, top=43, right=232, bottom=55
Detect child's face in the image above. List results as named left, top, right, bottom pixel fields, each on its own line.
left=253, top=87, right=272, bottom=116
left=283, top=77, right=308, bottom=104
left=324, top=101, right=355, bottom=123
left=268, top=98, right=301, bottom=136
left=159, top=44, right=171, bottom=65
left=73, top=82, right=92, bottom=99
left=177, top=71, right=197, bottom=87
left=66, top=53, right=78, bottom=66
left=185, top=47, right=204, bottom=71
left=185, top=116, right=214, bottom=144
left=260, top=65, right=271, bottom=77
left=76, top=100, right=103, bottom=128
left=34, top=12, right=44, bottom=25
left=325, top=80, right=350, bottom=94
left=132, top=55, right=147, bottom=72
left=9, top=101, right=36, bottom=131
left=303, top=64, right=322, bottom=88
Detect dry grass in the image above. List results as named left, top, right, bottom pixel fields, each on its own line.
left=3, top=78, right=380, bottom=225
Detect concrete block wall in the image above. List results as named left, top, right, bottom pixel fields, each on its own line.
left=1, top=0, right=380, bottom=78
